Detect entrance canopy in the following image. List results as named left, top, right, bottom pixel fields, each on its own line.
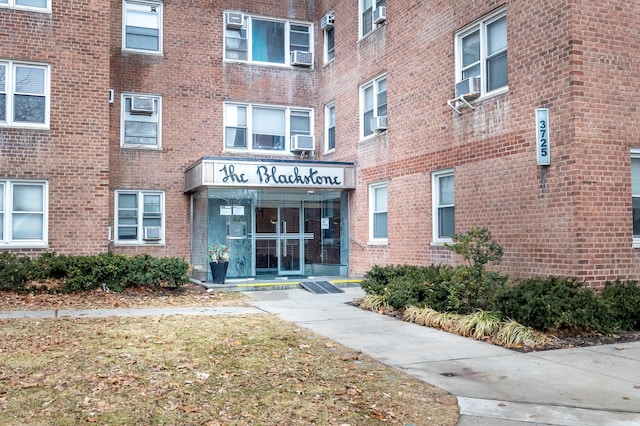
left=184, top=157, right=356, bottom=193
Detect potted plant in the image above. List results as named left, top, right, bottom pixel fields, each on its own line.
left=208, top=243, right=230, bottom=284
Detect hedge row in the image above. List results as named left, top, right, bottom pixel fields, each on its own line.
left=0, top=252, right=190, bottom=294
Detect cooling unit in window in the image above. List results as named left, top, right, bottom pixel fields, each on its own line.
left=373, top=6, right=387, bottom=24
left=225, top=12, right=244, bottom=29
left=372, top=115, right=388, bottom=132
left=291, top=50, right=313, bottom=67
left=455, top=76, right=481, bottom=100
left=143, top=226, right=161, bottom=241
left=321, top=13, right=334, bottom=30
left=291, top=135, right=315, bottom=152
left=131, top=96, right=155, bottom=114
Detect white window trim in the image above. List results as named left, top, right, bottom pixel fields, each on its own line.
left=0, top=179, right=48, bottom=248
left=454, top=7, right=507, bottom=100
left=122, top=0, right=164, bottom=55
left=324, top=102, right=335, bottom=153
left=120, top=93, right=162, bottom=150
left=223, top=12, right=314, bottom=68
left=323, top=12, right=335, bottom=65
left=359, top=74, right=387, bottom=140
left=114, top=190, right=165, bottom=246
left=0, top=0, right=51, bottom=13
left=368, top=181, right=388, bottom=245
left=358, top=0, right=385, bottom=39
left=0, top=60, right=50, bottom=129
left=432, top=169, right=455, bottom=245
left=632, top=148, right=640, bottom=248
left=223, top=102, right=313, bottom=154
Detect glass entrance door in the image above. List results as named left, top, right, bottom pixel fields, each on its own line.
left=255, top=204, right=303, bottom=275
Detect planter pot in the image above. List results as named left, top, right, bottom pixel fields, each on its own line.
left=209, top=261, right=229, bottom=284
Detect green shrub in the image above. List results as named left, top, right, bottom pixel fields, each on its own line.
left=0, top=252, right=33, bottom=292
left=600, top=280, right=640, bottom=330
left=0, top=252, right=190, bottom=294
left=491, top=276, right=613, bottom=332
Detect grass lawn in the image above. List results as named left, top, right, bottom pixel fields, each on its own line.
left=0, top=313, right=458, bottom=425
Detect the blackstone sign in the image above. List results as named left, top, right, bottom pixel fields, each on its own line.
left=184, top=158, right=356, bottom=192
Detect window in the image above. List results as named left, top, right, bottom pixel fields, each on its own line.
left=455, top=9, right=507, bottom=96
left=0, top=0, right=50, bottom=11
left=369, top=182, right=388, bottom=242
left=115, top=190, right=164, bottom=245
left=224, top=12, right=312, bottom=66
left=123, top=1, right=163, bottom=54
left=121, top=94, right=161, bottom=148
left=225, top=103, right=312, bottom=152
left=0, top=180, right=48, bottom=247
left=325, top=102, right=336, bottom=152
left=632, top=151, right=640, bottom=246
left=360, top=75, right=387, bottom=138
left=324, top=24, right=335, bottom=63
left=433, top=170, right=455, bottom=242
left=360, top=0, right=385, bottom=37
left=0, top=61, right=49, bottom=128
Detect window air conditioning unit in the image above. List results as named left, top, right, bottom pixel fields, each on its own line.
left=321, top=13, right=334, bottom=30
left=143, top=226, right=161, bottom=241
left=131, top=96, right=154, bottom=114
left=291, top=135, right=315, bottom=152
left=373, top=6, right=387, bottom=25
left=290, top=50, right=313, bottom=67
left=455, top=76, right=481, bottom=99
left=225, top=12, right=244, bottom=29
left=372, top=115, right=388, bottom=132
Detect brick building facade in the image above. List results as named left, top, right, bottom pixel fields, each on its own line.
left=3, top=0, right=640, bottom=287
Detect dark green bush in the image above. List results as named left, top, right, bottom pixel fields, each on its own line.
left=491, top=277, right=613, bottom=332
left=0, top=252, right=190, bottom=294
left=600, top=280, right=640, bottom=330
left=360, top=265, right=435, bottom=296
left=0, top=252, right=33, bottom=292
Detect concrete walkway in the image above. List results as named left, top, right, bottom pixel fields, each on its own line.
left=247, top=287, right=640, bottom=426
left=2, top=286, right=640, bottom=425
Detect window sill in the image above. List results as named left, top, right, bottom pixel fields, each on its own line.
left=633, top=240, right=640, bottom=249
left=122, top=49, right=164, bottom=57
left=0, top=123, right=50, bottom=130
left=367, top=239, right=388, bottom=246
left=430, top=239, right=452, bottom=247
left=120, top=144, right=162, bottom=151
left=114, top=242, right=165, bottom=247
left=0, top=242, right=48, bottom=249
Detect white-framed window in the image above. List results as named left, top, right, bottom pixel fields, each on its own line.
left=325, top=102, right=336, bottom=152
left=360, top=0, right=385, bottom=38
left=631, top=149, right=640, bottom=247
left=369, top=182, right=388, bottom=243
left=224, top=103, right=312, bottom=152
left=324, top=21, right=335, bottom=63
left=0, top=0, right=50, bottom=12
left=360, top=74, right=387, bottom=139
left=0, top=61, right=50, bottom=129
left=121, top=93, right=161, bottom=149
left=455, top=8, right=507, bottom=97
left=0, top=180, right=48, bottom=247
left=123, top=0, right=163, bottom=54
left=224, top=12, right=312, bottom=66
left=115, top=190, right=164, bottom=245
left=432, top=169, right=455, bottom=243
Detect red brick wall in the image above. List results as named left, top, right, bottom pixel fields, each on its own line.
left=0, top=2, right=111, bottom=255
left=319, top=0, right=640, bottom=286
left=109, top=0, right=318, bottom=261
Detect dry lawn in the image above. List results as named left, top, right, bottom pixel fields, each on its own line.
left=0, top=286, right=459, bottom=425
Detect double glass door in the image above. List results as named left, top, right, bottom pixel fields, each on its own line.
left=255, top=204, right=303, bottom=275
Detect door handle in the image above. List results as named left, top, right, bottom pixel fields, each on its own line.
left=282, top=221, right=287, bottom=257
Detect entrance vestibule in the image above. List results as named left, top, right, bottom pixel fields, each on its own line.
left=190, top=188, right=348, bottom=281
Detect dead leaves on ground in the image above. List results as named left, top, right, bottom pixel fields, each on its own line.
left=0, top=315, right=458, bottom=425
